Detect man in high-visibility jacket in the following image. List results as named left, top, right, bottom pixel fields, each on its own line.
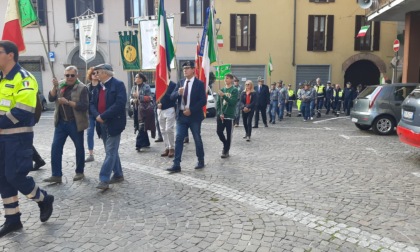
left=0, top=41, right=54, bottom=237
left=315, top=78, right=325, bottom=118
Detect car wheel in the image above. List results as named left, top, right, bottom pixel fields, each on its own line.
left=207, top=108, right=216, bottom=118
left=355, top=123, right=371, bottom=131
left=372, top=115, right=395, bottom=135
left=42, top=100, right=47, bottom=111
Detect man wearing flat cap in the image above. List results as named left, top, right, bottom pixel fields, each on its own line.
left=167, top=60, right=207, bottom=173
left=89, top=64, right=127, bottom=190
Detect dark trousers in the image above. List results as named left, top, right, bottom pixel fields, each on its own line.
left=0, top=133, right=46, bottom=223
left=173, top=113, right=205, bottom=167
left=343, top=99, right=352, bottom=116
left=325, top=98, right=332, bottom=113
left=234, top=101, right=241, bottom=125
left=32, top=145, right=44, bottom=164
left=254, top=105, right=267, bottom=126
left=216, top=117, right=233, bottom=152
left=243, top=110, right=254, bottom=137
left=136, top=126, right=150, bottom=149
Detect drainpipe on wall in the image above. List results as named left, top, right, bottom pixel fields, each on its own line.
left=292, top=0, right=296, bottom=66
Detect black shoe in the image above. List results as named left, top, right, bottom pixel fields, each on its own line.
left=194, top=161, right=205, bottom=169
left=166, top=166, right=181, bottom=173
left=0, top=221, right=23, bottom=238
left=252, top=125, right=258, bottom=128
left=38, top=194, right=54, bottom=222
left=221, top=150, right=229, bottom=158
left=32, top=159, right=46, bottom=171
left=183, top=137, right=189, bottom=143
left=155, top=138, right=163, bottom=142
left=271, top=121, right=275, bottom=124
left=264, top=124, right=268, bottom=127
left=297, top=114, right=302, bottom=117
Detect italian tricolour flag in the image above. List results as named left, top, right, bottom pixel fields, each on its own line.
left=2, top=0, right=25, bottom=52
left=155, top=0, right=175, bottom=102
left=356, top=25, right=370, bottom=38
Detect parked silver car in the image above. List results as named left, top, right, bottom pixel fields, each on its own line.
left=350, top=83, right=417, bottom=135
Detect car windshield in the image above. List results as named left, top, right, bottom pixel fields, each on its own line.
left=408, top=88, right=420, bottom=99
left=358, top=86, right=382, bottom=99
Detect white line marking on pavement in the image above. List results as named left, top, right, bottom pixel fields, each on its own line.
left=366, top=147, right=380, bottom=156
left=413, top=173, right=420, bottom=178
left=123, top=162, right=419, bottom=252
left=313, top=117, right=349, bottom=124
left=340, top=135, right=350, bottom=139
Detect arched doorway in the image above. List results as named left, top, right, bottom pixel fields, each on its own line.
left=344, top=60, right=380, bottom=88
left=70, top=51, right=105, bottom=82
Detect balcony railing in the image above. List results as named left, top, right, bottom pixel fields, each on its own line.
left=365, top=0, right=396, bottom=17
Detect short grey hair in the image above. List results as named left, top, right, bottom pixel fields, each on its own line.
left=65, top=65, right=78, bottom=74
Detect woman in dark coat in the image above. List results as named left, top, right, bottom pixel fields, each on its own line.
left=241, top=80, right=257, bottom=141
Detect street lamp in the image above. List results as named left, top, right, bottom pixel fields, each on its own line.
left=215, top=18, right=222, bottom=34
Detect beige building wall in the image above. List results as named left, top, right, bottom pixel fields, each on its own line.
left=215, top=0, right=398, bottom=87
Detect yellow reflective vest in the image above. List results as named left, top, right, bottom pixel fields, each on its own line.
left=0, top=64, right=38, bottom=132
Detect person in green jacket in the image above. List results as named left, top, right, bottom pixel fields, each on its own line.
left=216, top=74, right=239, bottom=158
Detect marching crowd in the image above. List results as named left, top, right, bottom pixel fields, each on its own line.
left=0, top=39, right=365, bottom=238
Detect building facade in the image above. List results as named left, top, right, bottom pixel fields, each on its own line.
left=0, top=0, right=399, bottom=100
left=364, top=0, right=420, bottom=84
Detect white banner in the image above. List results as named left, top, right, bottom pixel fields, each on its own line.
left=140, top=18, right=175, bottom=70
left=78, top=14, right=98, bottom=63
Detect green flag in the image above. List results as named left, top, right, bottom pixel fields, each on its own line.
left=119, top=30, right=140, bottom=71
left=215, top=64, right=232, bottom=80
left=19, top=0, right=38, bottom=27
left=268, top=54, right=273, bottom=76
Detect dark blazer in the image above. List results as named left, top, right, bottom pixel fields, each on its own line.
left=240, top=91, right=257, bottom=111
left=256, top=84, right=270, bottom=107
left=170, top=78, right=207, bottom=121
left=90, top=77, right=127, bottom=136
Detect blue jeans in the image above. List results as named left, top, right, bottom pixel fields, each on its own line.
left=310, top=100, right=315, bottom=117
left=317, top=98, right=324, bottom=111
left=87, top=115, right=96, bottom=151
left=270, top=101, right=278, bottom=121
left=301, top=101, right=311, bottom=120
left=278, top=100, right=286, bottom=119
left=99, top=124, right=123, bottom=182
left=173, top=113, right=204, bottom=167
left=287, top=101, right=293, bottom=114
left=51, top=120, right=85, bottom=177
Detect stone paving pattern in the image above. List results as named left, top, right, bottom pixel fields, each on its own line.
left=1, top=111, right=419, bottom=252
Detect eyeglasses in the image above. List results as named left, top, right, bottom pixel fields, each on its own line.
left=65, top=74, right=76, bottom=78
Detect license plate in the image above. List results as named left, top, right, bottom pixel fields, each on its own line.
left=351, top=117, right=358, bottom=123
left=403, top=110, right=414, bottom=120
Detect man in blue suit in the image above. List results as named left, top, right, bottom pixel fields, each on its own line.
left=167, top=61, right=207, bottom=173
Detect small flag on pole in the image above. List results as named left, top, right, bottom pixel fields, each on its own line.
left=268, top=54, right=273, bottom=76
left=356, top=25, right=370, bottom=38
left=217, top=35, right=223, bottom=48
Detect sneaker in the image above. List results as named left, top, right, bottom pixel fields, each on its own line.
left=43, top=176, right=62, bottom=183
left=73, top=173, right=85, bottom=181
left=32, top=159, right=46, bottom=171
left=96, top=181, right=109, bottom=190
left=155, top=138, right=163, bottom=143
left=38, top=194, right=54, bottom=222
left=0, top=221, right=23, bottom=237
left=243, top=135, right=247, bottom=139
left=310, top=117, right=314, bottom=120
left=109, top=176, right=124, bottom=184
left=246, top=136, right=251, bottom=142
left=183, top=137, right=189, bottom=143
left=85, top=155, right=94, bottom=162
left=303, top=119, right=307, bottom=122
left=234, top=124, right=239, bottom=127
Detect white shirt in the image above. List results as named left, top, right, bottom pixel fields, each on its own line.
left=180, top=77, right=195, bottom=110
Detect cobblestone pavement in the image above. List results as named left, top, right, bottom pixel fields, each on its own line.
left=1, top=110, right=419, bottom=252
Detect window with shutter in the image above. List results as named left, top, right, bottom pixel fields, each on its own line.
left=354, top=15, right=380, bottom=51
left=229, top=14, right=256, bottom=51
left=66, top=0, right=104, bottom=23
left=124, top=0, right=155, bottom=25
left=30, top=0, right=46, bottom=26
left=180, top=0, right=209, bottom=27
left=307, top=15, right=334, bottom=51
